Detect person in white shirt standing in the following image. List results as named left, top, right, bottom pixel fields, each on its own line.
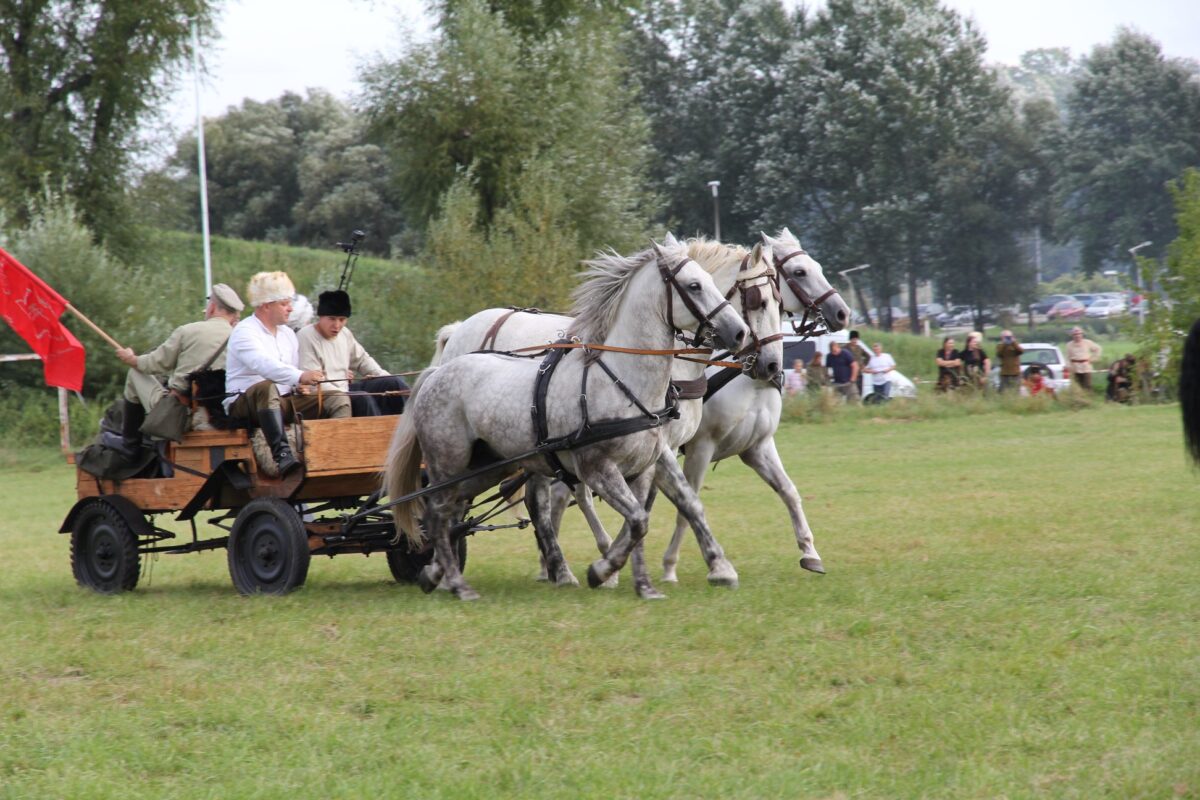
left=224, top=271, right=331, bottom=476
left=864, top=341, right=897, bottom=402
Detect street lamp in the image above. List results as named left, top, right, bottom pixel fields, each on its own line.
left=706, top=181, right=721, bottom=241
left=1129, top=240, right=1152, bottom=326
left=838, top=263, right=871, bottom=326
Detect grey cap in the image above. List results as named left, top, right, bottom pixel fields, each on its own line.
left=210, top=283, right=245, bottom=313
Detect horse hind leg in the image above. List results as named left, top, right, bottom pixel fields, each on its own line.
left=526, top=475, right=578, bottom=587
left=583, top=465, right=664, bottom=600
left=627, top=485, right=666, bottom=599
left=573, top=483, right=618, bottom=588
left=418, top=494, right=481, bottom=600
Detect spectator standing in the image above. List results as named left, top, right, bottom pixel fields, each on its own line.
left=846, top=330, right=871, bottom=397
left=960, top=331, right=991, bottom=390
left=935, top=336, right=963, bottom=393
left=864, top=342, right=897, bottom=401
left=1065, top=326, right=1102, bottom=391
left=785, top=359, right=807, bottom=395
left=995, top=330, right=1024, bottom=394
left=826, top=341, right=859, bottom=402
left=806, top=352, right=827, bottom=394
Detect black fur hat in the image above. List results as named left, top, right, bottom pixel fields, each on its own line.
left=317, top=290, right=352, bottom=317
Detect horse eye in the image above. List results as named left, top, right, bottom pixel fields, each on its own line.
left=688, top=281, right=702, bottom=291
left=794, top=269, right=807, bottom=278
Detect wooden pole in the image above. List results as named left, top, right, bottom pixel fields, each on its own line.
left=64, top=303, right=123, bottom=350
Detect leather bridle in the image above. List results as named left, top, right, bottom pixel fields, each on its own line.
left=658, top=253, right=731, bottom=348
left=773, top=248, right=842, bottom=338
left=725, top=253, right=784, bottom=370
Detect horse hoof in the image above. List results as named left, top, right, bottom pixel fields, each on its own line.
left=556, top=570, right=580, bottom=588
left=587, top=560, right=611, bottom=589
left=661, top=571, right=678, bottom=584
left=534, top=573, right=551, bottom=583
left=637, top=586, right=668, bottom=600
left=417, top=566, right=439, bottom=594
left=800, top=557, right=826, bottom=574
left=600, top=573, right=619, bottom=589
left=455, top=586, right=481, bottom=601
left=706, top=559, right=739, bottom=588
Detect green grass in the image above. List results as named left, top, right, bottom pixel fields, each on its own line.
left=1, top=404, right=1198, bottom=798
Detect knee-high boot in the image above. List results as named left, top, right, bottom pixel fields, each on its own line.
left=257, top=408, right=300, bottom=476
left=117, top=400, right=146, bottom=456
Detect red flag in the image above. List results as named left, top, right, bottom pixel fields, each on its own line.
left=0, top=246, right=86, bottom=391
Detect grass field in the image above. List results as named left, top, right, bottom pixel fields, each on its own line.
left=1, top=404, right=1197, bottom=798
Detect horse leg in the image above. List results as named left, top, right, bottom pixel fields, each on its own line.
left=739, top=436, right=825, bottom=574
left=421, top=492, right=481, bottom=600
left=573, top=483, right=618, bottom=588
left=583, top=465, right=662, bottom=599
left=654, top=450, right=738, bottom=588
left=662, top=438, right=717, bottom=583
left=525, top=474, right=577, bottom=587
left=627, top=484, right=665, bottom=599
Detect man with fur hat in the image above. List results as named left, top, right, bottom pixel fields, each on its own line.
left=298, top=289, right=409, bottom=416
left=113, top=283, right=244, bottom=454
left=224, top=271, right=341, bottom=476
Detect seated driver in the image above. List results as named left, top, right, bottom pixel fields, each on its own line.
left=297, top=290, right=409, bottom=416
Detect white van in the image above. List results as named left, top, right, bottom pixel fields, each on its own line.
left=781, top=328, right=917, bottom=398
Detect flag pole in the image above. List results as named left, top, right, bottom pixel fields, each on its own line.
left=64, top=303, right=123, bottom=350
left=191, top=17, right=213, bottom=299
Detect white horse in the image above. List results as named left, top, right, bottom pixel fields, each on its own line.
left=383, top=236, right=749, bottom=600
left=659, top=228, right=849, bottom=580
left=434, top=237, right=785, bottom=592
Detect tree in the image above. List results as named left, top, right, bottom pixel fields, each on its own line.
left=760, top=0, right=1009, bottom=330
left=1058, top=30, right=1200, bottom=274
left=359, top=0, right=659, bottom=358
left=624, top=0, right=801, bottom=242
left=998, top=48, right=1079, bottom=112
left=0, top=0, right=217, bottom=242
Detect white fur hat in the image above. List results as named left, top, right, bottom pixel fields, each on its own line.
left=246, top=271, right=295, bottom=308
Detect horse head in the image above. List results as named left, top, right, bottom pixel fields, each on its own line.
left=657, top=233, right=748, bottom=353
left=761, top=229, right=850, bottom=334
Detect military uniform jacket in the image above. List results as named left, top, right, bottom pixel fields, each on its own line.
left=297, top=325, right=386, bottom=393
left=135, top=316, right=233, bottom=393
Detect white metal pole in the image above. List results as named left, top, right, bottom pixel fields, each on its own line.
left=191, top=18, right=213, bottom=299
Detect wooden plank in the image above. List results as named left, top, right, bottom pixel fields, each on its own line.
left=76, top=471, right=205, bottom=511
left=300, top=417, right=398, bottom=475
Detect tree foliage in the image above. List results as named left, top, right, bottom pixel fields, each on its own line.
left=1058, top=30, right=1200, bottom=273
left=0, top=0, right=216, bottom=243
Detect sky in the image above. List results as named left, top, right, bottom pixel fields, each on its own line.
left=162, top=0, right=1200, bottom=136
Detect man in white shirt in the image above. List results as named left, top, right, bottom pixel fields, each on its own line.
left=224, top=271, right=330, bottom=476
left=297, top=290, right=408, bottom=417
left=864, top=341, right=897, bottom=402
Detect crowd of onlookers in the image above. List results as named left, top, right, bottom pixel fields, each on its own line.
left=784, top=327, right=1144, bottom=404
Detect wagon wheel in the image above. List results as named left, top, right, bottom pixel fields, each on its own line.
left=227, top=498, right=310, bottom=595
left=71, top=500, right=141, bottom=594
left=386, top=536, right=468, bottom=584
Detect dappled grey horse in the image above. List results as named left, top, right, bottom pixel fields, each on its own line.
left=384, top=236, right=749, bottom=599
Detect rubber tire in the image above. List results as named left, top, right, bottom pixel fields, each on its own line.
left=71, top=500, right=141, bottom=594
left=386, top=537, right=467, bottom=584
left=227, top=498, right=310, bottom=595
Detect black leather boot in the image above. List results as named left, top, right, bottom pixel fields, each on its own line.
left=257, top=408, right=301, bottom=477
left=115, top=400, right=146, bottom=457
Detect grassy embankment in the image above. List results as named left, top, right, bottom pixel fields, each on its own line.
left=1, top=403, right=1196, bottom=798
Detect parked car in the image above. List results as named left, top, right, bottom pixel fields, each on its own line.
left=935, top=305, right=971, bottom=327
left=989, top=343, right=1072, bottom=392
left=1072, top=293, right=1099, bottom=307
left=1031, top=295, right=1074, bottom=315
left=917, top=302, right=945, bottom=319
left=1085, top=298, right=1127, bottom=318
left=1047, top=299, right=1086, bottom=320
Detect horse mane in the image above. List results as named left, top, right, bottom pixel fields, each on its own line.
left=568, top=239, right=741, bottom=342
left=568, top=245, right=657, bottom=342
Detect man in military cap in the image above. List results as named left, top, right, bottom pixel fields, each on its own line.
left=114, top=283, right=244, bottom=454
left=298, top=289, right=409, bottom=417
left=223, top=271, right=338, bottom=476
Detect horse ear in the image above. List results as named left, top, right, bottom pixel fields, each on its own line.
left=751, top=242, right=763, bottom=261
left=652, top=242, right=665, bottom=261
left=663, top=232, right=680, bottom=248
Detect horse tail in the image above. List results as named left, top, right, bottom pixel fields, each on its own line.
left=383, top=368, right=435, bottom=546
left=1180, top=317, right=1200, bottom=466
left=431, top=322, right=462, bottom=367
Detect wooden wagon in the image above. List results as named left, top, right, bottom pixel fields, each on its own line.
left=58, top=416, right=461, bottom=595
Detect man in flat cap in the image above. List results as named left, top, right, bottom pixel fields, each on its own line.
left=224, top=271, right=341, bottom=476
left=114, top=283, right=244, bottom=454
left=298, top=289, right=409, bottom=417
